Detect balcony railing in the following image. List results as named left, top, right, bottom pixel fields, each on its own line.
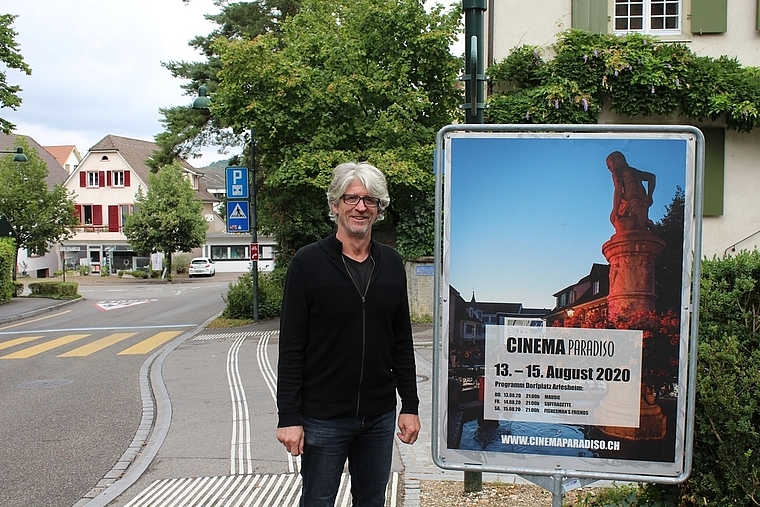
left=71, top=225, right=122, bottom=233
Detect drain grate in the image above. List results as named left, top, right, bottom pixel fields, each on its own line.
left=17, top=379, right=73, bottom=389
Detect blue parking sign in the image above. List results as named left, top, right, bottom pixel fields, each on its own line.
left=226, top=167, right=249, bottom=199
left=226, top=200, right=250, bottom=232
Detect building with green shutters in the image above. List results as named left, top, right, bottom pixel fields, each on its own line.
left=485, top=0, right=759, bottom=257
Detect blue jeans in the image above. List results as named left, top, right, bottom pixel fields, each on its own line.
left=300, top=410, right=395, bottom=507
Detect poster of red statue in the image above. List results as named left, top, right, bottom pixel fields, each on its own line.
left=435, top=127, right=700, bottom=482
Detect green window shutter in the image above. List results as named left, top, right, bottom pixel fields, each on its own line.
left=571, top=0, right=608, bottom=34
left=702, top=127, right=725, bottom=216
left=691, top=0, right=728, bottom=34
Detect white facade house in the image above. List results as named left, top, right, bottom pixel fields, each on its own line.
left=61, top=134, right=275, bottom=275
left=486, top=0, right=760, bottom=257
left=44, top=145, right=82, bottom=174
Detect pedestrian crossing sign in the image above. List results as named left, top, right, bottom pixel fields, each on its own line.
left=226, top=200, right=250, bottom=232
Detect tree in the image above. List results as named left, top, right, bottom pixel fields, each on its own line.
left=0, top=139, right=78, bottom=280
left=209, top=0, right=462, bottom=262
left=0, top=14, right=32, bottom=134
left=123, top=164, right=208, bottom=275
left=152, top=0, right=302, bottom=169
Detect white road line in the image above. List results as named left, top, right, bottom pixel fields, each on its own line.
left=123, top=473, right=398, bottom=507
left=256, top=332, right=277, bottom=399
left=227, top=334, right=253, bottom=475
left=253, top=331, right=301, bottom=473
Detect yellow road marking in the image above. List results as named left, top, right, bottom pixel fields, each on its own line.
left=0, top=336, right=44, bottom=351
left=118, top=331, right=182, bottom=355
left=58, top=333, right=137, bottom=357
left=0, top=310, right=72, bottom=331
left=1, top=334, right=90, bottom=359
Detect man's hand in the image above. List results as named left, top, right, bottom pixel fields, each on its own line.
left=276, top=425, right=304, bottom=456
left=396, top=413, right=421, bottom=445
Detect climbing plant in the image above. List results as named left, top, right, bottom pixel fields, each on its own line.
left=487, top=30, right=760, bottom=133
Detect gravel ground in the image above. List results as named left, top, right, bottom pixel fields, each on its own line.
left=420, top=481, right=552, bottom=506
left=419, top=480, right=595, bottom=507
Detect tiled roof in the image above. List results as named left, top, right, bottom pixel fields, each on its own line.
left=0, top=133, right=68, bottom=190
left=88, top=135, right=218, bottom=203
left=201, top=167, right=226, bottom=189
left=43, top=145, right=79, bottom=165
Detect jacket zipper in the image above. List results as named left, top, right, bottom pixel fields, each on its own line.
left=342, top=254, right=375, bottom=416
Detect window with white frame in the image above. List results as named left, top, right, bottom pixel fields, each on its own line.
left=87, top=171, right=99, bottom=187
left=112, top=171, right=125, bottom=186
left=210, top=244, right=275, bottom=261
left=82, top=205, right=94, bottom=224
left=260, top=245, right=274, bottom=260
left=614, top=0, right=680, bottom=35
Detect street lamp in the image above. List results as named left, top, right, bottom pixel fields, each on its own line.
left=0, top=147, right=28, bottom=162
left=192, top=86, right=259, bottom=322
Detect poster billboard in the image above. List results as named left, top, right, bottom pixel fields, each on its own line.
left=433, top=125, right=702, bottom=483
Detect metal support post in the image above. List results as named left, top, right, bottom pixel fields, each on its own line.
left=250, top=128, right=259, bottom=323
left=462, top=0, right=487, bottom=491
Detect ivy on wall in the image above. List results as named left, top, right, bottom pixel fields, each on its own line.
left=486, top=30, right=760, bottom=133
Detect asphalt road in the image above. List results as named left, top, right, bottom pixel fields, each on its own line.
left=0, top=278, right=229, bottom=507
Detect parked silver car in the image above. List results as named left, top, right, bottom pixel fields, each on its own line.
left=188, top=257, right=216, bottom=277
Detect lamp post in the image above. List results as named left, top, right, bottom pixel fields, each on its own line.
left=0, top=147, right=28, bottom=162
left=192, top=86, right=259, bottom=322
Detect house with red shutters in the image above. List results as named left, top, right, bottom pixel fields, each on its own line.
left=61, top=134, right=275, bottom=276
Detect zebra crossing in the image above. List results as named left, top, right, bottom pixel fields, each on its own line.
left=0, top=330, right=185, bottom=359
left=122, top=471, right=400, bottom=507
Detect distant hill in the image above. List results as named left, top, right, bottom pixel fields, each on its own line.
left=201, top=159, right=231, bottom=170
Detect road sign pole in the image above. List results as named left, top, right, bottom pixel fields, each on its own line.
left=250, top=128, right=259, bottom=323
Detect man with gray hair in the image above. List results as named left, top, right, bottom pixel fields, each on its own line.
left=276, top=162, right=420, bottom=506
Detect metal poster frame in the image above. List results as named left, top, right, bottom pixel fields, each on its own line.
left=432, top=124, right=703, bottom=485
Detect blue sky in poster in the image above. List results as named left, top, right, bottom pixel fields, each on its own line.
left=447, top=134, right=688, bottom=309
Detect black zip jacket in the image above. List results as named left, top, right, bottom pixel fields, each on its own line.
left=276, top=234, right=419, bottom=428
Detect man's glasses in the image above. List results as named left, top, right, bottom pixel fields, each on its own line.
left=341, top=194, right=381, bottom=208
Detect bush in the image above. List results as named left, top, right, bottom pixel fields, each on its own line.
left=222, top=268, right=285, bottom=321
left=117, top=269, right=151, bottom=279
left=174, top=254, right=191, bottom=274
left=28, top=281, right=79, bottom=299
left=686, top=251, right=760, bottom=504
left=0, top=238, right=15, bottom=302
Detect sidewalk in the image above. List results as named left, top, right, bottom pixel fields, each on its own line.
left=0, top=292, right=83, bottom=324
left=0, top=287, right=526, bottom=506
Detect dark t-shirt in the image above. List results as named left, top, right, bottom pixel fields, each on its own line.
left=343, top=254, right=373, bottom=296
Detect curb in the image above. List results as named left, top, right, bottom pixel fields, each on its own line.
left=0, top=296, right=84, bottom=325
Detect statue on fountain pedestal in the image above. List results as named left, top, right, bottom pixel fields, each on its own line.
left=607, top=151, right=657, bottom=232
